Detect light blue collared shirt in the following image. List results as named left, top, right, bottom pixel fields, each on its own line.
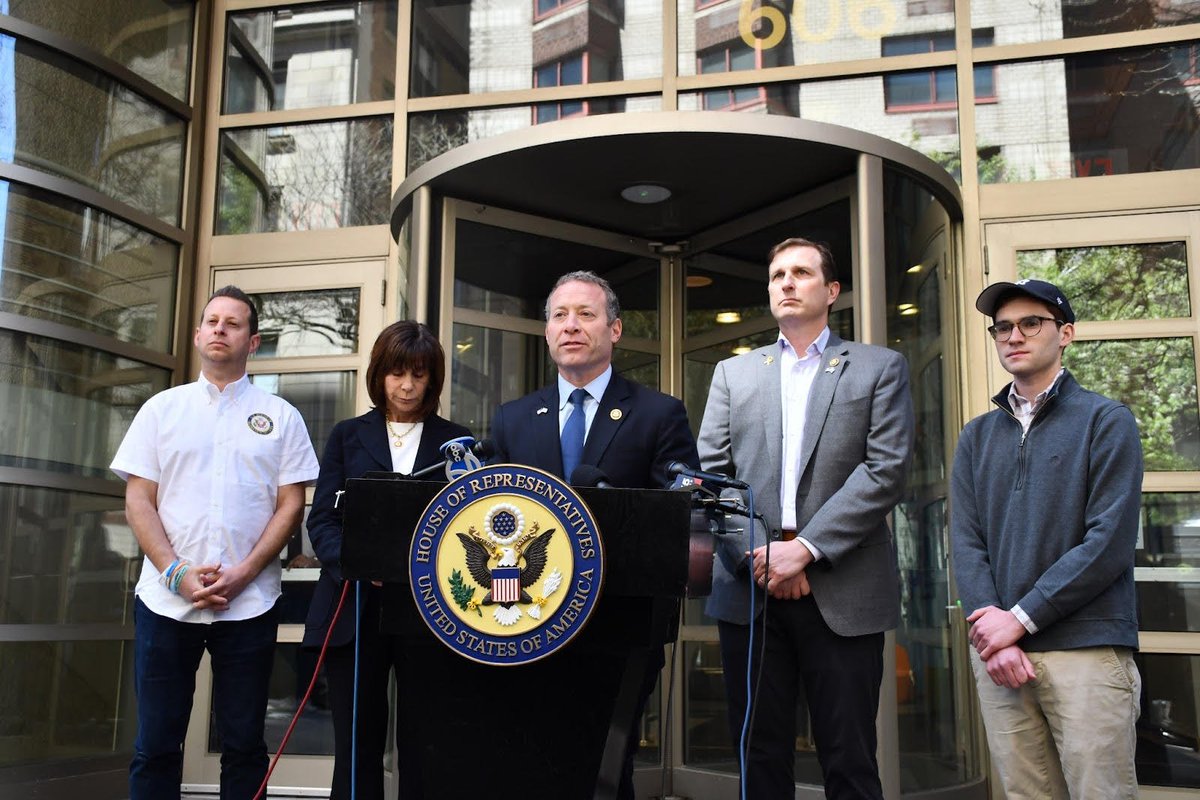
left=557, top=366, right=613, bottom=440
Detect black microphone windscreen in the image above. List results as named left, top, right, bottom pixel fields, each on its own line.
left=472, top=438, right=496, bottom=460
left=570, top=464, right=612, bottom=488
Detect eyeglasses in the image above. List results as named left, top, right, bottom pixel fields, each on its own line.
left=987, top=315, right=1064, bottom=342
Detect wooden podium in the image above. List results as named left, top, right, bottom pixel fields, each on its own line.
left=339, top=475, right=699, bottom=800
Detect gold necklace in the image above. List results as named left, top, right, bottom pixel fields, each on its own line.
left=386, top=414, right=419, bottom=447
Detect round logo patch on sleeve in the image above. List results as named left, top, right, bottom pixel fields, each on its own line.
left=247, top=413, right=274, bottom=435
left=409, top=464, right=605, bottom=666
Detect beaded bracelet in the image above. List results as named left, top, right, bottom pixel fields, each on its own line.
left=170, top=564, right=190, bottom=595
left=160, top=558, right=182, bottom=588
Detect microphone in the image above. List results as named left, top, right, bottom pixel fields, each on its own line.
left=666, top=461, right=750, bottom=491
left=409, top=437, right=497, bottom=479
left=571, top=464, right=614, bottom=488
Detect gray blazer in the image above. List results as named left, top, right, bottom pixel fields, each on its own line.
left=697, top=334, right=914, bottom=636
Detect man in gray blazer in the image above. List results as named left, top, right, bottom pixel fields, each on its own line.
left=697, top=237, right=914, bottom=799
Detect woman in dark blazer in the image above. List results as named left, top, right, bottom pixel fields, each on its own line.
left=302, top=321, right=470, bottom=800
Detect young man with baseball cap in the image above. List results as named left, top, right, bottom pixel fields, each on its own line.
left=951, top=279, right=1144, bottom=799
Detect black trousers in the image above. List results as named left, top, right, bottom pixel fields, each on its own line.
left=323, top=588, right=404, bottom=800
left=719, top=596, right=885, bottom=800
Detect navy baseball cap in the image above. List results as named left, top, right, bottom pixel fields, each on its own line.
left=975, top=279, right=1076, bottom=324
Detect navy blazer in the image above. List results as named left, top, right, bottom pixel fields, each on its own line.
left=490, top=371, right=699, bottom=489
left=301, top=409, right=471, bottom=649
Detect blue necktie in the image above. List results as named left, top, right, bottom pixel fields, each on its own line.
left=560, top=388, right=588, bottom=482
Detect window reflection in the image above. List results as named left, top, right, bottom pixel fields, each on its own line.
left=1137, top=493, right=1200, bottom=634
left=2, top=35, right=186, bottom=224
left=1067, top=339, right=1200, bottom=471
left=0, top=180, right=179, bottom=352
left=407, top=98, right=661, bottom=170
left=679, top=74, right=964, bottom=180
left=972, top=0, right=1200, bottom=45
left=217, top=117, right=394, bottom=234
left=223, top=0, right=397, bottom=114
left=1018, top=242, right=1191, bottom=321
left=1135, top=653, right=1200, bottom=788
left=0, top=639, right=136, bottom=767
left=250, top=288, right=361, bottom=357
left=0, top=330, right=170, bottom=479
left=5, top=0, right=195, bottom=100
left=410, top=0, right=662, bottom=99
left=0, top=485, right=135, bottom=625
left=982, top=43, right=1200, bottom=182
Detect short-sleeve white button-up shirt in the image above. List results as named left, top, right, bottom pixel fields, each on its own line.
left=111, top=373, right=319, bottom=623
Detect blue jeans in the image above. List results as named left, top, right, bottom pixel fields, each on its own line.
left=130, top=597, right=280, bottom=800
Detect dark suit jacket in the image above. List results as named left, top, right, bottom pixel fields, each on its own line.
left=490, top=371, right=699, bottom=489
left=698, top=335, right=914, bottom=635
left=301, top=409, right=471, bottom=649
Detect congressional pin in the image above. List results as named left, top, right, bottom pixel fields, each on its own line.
left=824, top=357, right=840, bottom=374
left=536, top=407, right=548, bottom=415
left=247, top=412, right=274, bottom=435
left=610, top=409, right=623, bottom=421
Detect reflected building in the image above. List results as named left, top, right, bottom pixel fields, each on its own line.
left=2, top=1, right=1200, bottom=798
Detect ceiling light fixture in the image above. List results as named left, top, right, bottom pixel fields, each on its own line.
left=621, top=184, right=671, bottom=204
left=715, top=311, right=742, bottom=324
left=686, top=275, right=713, bottom=288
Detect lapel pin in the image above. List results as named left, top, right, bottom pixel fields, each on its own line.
left=536, top=407, right=548, bottom=415
left=824, top=357, right=839, bottom=374
left=610, top=409, right=623, bottom=421
left=763, top=355, right=775, bottom=365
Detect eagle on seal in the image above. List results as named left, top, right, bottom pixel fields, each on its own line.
left=455, top=527, right=556, bottom=607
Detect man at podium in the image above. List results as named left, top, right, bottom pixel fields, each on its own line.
left=490, top=270, right=699, bottom=799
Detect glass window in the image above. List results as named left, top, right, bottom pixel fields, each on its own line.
left=452, top=219, right=660, bottom=336
left=451, top=324, right=555, bottom=438
left=216, top=117, right=394, bottom=234
left=697, top=41, right=782, bottom=110
left=0, top=330, right=170, bottom=479
left=0, top=484, right=135, bottom=626
left=679, top=74, right=963, bottom=181
left=1135, top=653, right=1200, bottom=788
left=979, top=42, right=1200, bottom=183
left=972, top=0, right=1200, bottom=46
left=250, top=372, right=357, bottom=460
left=3, top=36, right=187, bottom=225
left=5, top=0, right=195, bottom=100
left=0, top=180, right=180, bottom=352
left=1137, top=493, right=1200, bottom=634
left=251, top=288, right=361, bottom=357
left=410, top=0, right=661, bottom=98
left=223, top=0, right=397, bottom=114
left=1066, top=338, right=1200, bottom=471
left=882, top=30, right=995, bottom=110
left=679, top=0, right=950, bottom=75
left=408, top=97, right=662, bottom=170
left=1018, top=242, right=1191, bottom=321
left=0, top=639, right=135, bottom=767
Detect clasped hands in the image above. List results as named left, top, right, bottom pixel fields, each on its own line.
left=178, top=562, right=253, bottom=610
left=749, top=539, right=813, bottom=600
left=967, top=605, right=1037, bottom=689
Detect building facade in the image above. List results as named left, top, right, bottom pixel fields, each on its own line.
left=1, top=1, right=1198, bottom=797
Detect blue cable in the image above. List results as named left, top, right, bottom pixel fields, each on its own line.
left=351, top=580, right=361, bottom=800
left=737, top=487, right=757, bottom=800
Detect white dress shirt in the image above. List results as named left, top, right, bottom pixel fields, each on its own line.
left=111, top=373, right=319, bottom=623
left=780, top=327, right=830, bottom=561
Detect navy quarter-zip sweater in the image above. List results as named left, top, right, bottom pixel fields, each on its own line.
left=950, top=370, right=1142, bottom=652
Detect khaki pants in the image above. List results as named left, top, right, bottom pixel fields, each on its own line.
left=970, top=646, right=1141, bottom=800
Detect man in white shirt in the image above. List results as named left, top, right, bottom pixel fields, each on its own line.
left=111, top=286, right=319, bottom=800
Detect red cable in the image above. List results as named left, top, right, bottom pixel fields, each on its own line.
left=253, top=580, right=351, bottom=800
